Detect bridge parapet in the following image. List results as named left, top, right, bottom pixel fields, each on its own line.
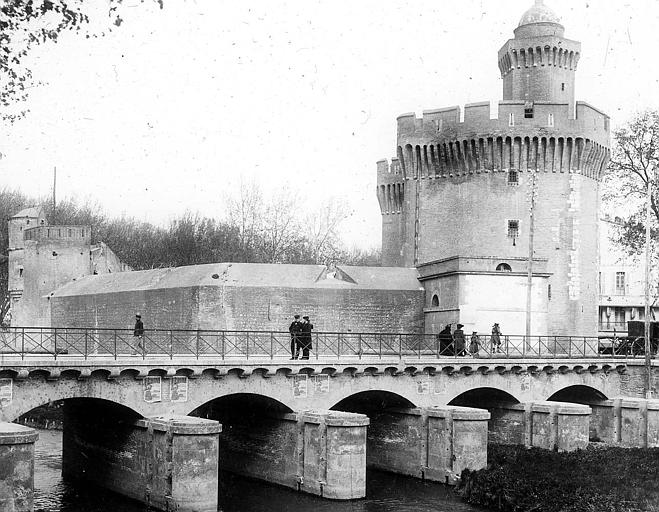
left=0, top=327, right=640, bottom=361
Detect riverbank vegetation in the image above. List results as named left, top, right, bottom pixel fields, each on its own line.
left=459, top=444, right=659, bottom=511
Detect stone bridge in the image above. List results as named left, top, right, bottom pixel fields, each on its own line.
left=1, top=354, right=658, bottom=512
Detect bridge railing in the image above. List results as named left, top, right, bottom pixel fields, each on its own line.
left=0, top=327, right=653, bottom=360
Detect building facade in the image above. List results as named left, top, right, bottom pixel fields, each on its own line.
left=377, top=0, right=610, bottom=337
left=598, top=216, right=658, bottom=338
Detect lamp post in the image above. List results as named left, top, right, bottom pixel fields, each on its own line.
left=644, top=166, right=654, bottom=399
left=526, top=169, right=538, bottom=345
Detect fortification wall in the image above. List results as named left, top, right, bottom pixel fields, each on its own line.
left=50, top=284, right=425, bottom=334
left=16, top=239, right=92, bottom=327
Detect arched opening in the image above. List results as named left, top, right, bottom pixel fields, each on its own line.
left=17, top=398, right=142, bottom=510
left=548, top=386, right=608, bottom=442
left=431, top=294, right=439, bottom=307
left=448, top=387, right=519, bottom=409
left=547, top=385, right=607, bottom=404
left=189, top=393, right=296, bottom=499
left=449, top=388, right=519, bottom=446
left=331, top=390, right=415, bottom=416
left=496, top=262, right=512, bottom=272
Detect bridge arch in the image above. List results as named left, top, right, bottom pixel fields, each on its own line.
left=547, top=385, right=608, bottom=404
left=447, top=387, right=520, bottom=408
left=330, top=390, right=417, bottom=414
left=5, top=388, right=144, bottom=423
left=187, top=392, right=294, bottom=421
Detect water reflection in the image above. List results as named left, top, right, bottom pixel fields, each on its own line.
left=34, top=429, right=477, bottom=512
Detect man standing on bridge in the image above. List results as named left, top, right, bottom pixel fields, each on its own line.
left=133, top=313, right=144, bottom=356
left=300, top=315, right=313, bottom=360
left=289, top=314, right=303, bottom=359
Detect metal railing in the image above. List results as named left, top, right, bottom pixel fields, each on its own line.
left=0, top=327, right=655, bottom=361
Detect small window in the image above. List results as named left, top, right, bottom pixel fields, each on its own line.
left=26, top=219, right=30, bottom=225
left=18, top=267, right=23, bottom=278
left=508, top=113, right=515, bottom=126
left=68, top=229, right=72, bottom=237
left=40, top=219, right=45, bottom=225
left=507, top=220, right=519, bottom=238
left=508, top=170, right=518, bottom=184
left=524, top=107, right=533, bottom=119
left=431, top=294, right=439, bottom=307
left=548, top=113, right=554, bottom=127
left=548, top=284, right=552, bottom=300
left=561, top=83, right=565, bottom=91
left=496, top=263, right=512, bottom=272
left=604, top=118, right=609, bottom=131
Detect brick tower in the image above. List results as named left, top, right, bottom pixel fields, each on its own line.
left=376, top=1, right=609, bottom=337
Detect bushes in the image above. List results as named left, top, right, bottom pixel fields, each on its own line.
left=458, top=444, right=659, bottom=511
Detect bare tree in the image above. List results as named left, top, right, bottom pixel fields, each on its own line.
left=604, top=110, right=659, bottom=256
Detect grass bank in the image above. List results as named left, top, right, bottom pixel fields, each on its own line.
left=458, top=444, right=659, bottom=512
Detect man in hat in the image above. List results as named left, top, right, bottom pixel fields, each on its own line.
left=453, top=323, right=466, bottom=356
left=300, top=315, right=313, bottom=360
left=288, top=314, right=303, bottom=359
left=133, top=313, right=144, bottom=356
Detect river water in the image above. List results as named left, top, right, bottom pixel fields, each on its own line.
left=34, top=429, right=480, bottom=512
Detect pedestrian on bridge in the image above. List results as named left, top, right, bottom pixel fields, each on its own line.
left=490, top=323, right=502, bottom=353
left=133, top=313, right=144, bottom=356
left=470, top=332, right=481, bottom=357
left=453, top=324, right=466, bottom=356
left=289, top=314, right=303, bottom=359
left=300, top=316, right=313, bottom=360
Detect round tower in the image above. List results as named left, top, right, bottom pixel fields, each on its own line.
left=377, top=1, right=609, bottom=338
left=499, top=0, right=580, bottom=107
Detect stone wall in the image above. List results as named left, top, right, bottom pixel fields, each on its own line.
left=50, top=283, right=425, bottom=334
left=219, top=410, right=369, bottom=499
left=367, top=406, right=489, bottom=484
left=62, top=404, right=221, bottom=512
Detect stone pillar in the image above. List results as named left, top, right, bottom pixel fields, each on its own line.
left=219, top=409, right=369, bottom=499
left=63, top=413, right=221, bottom=512
left=367, top=405, right=490, bottom=484
left=490, top=401, right=591, bottom=451
left=0, top=423, right=39, bottom=512
left=590, top=397, right=659, bottom=447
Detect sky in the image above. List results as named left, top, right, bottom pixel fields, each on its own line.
left=2, top=0, right=659, bottom=249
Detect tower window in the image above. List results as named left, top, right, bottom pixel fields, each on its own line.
left=431, top=294, right=439, bottom=307
left=508, top=170, right=518, bottom=184
left=524, top=102, right=534, bottom=119
left=508, top=113, right=515, bottom=126
left=548, top=113, right=554, bottom=127
left=507, top=220, right=519, bottom=238
left=496, top=263, right=512, bottom=272
left=561, top=83, right=565, bottom=91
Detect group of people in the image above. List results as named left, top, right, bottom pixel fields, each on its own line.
left=437, top=322, right=502, bottom=357
left=288, top=314, right=314, bottom=360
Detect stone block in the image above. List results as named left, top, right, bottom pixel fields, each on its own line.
left=0, top=423, right=38, bottom=512
left=219, top=409, right=369, bottom=500
left=367, top=405, right=489, bottom=484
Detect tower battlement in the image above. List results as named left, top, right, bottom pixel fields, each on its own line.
left=396, top=100, right=608, bottom=146
left=24, top=225, right=91, bottom=245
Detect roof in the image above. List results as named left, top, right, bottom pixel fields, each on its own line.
left=50, top=262, right=423, bottom=297
left=11, top=207, right=43, bottom=219
left=518, top=0, right=561, bottom=27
